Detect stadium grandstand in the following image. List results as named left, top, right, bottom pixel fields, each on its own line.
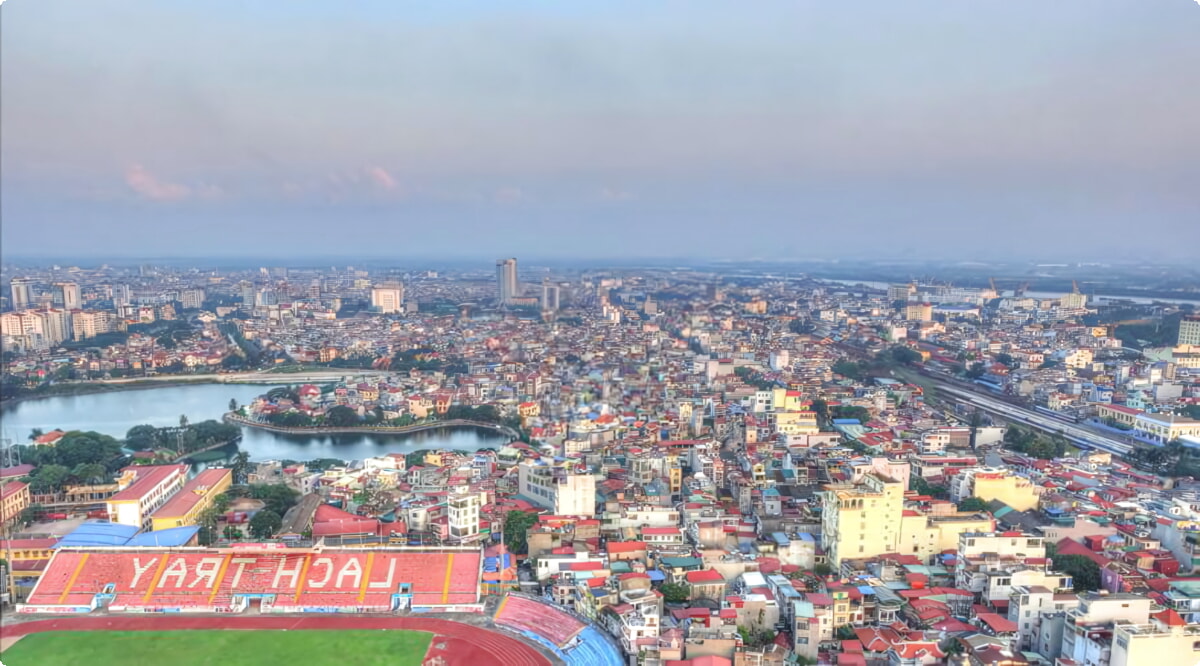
left=20, top=545, right=484, bottom=614
left=494, top=594, right=624, bottom=666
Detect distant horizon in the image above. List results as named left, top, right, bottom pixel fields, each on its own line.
left=3, top=1, right=1199, bottom=259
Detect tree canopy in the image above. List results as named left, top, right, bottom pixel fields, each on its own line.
left=502, top=510, right=539, bottom=555
left=249, top=509, right=282, bottom=539
left=1053, top=554, right=1101, bottom=592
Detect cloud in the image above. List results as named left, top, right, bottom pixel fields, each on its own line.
left=124, top=164, right=192, bottom=201
left=366, top=166, right=398, bottom=191
left=598, top=186, right=634, bottom=202
left=494, top=187, right=527, bottom=204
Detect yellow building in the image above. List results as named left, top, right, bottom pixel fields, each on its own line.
left=1135, top=413, right=1200, bottom=445
left=1, top=481, right=30, bottom=526
left=772, top=389, right=805, bottom=412
left=973, top=472, right=1040, bottom=512
left=776, top=410, right=820, bottom=437
left=0, top=536, right=58, bottom=598
left=899, top=511, right=995, bottom=562
left=149, top=468, right=232, bottom=531
left=820, top=473, right=905, bottom=565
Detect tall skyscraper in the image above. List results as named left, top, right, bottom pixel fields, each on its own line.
left=113, top=283, right=133, bottom=307
left=540, top=278, right=560, bottom=311
left=9, top=278, right=33, bottom=310
left=55, top=282, right=82, bottom=310
left=370, top=283, right=405, bottom=314
left=496, top=258, right=519, bottom=305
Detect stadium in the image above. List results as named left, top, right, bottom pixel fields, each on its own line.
left=1, top=544, right=625, bottom=666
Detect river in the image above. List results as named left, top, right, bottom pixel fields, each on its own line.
left=0, top=383, right=508, bottom=462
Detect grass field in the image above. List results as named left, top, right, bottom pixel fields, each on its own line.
left=0, top=630, right=432, bottom=666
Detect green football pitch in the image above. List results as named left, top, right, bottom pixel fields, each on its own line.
left=0, top=630, right=433, bottom=666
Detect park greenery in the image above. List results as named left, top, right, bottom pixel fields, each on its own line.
left=125, top=418, right=241, bottom=456
left=1003, top=424, right=1070, bottom=460
left=16, top=430, right=127, bottom=493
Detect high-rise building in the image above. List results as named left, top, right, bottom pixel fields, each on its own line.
left=72, top=311, right=115, bottom=341
left=496, top=258, right=519, bottom=305
left=179, top=289, right=206, bottom=310
left=540, top=278, right=560, bottom=311
left=1180, top=315, right=1200, bottom=346
left=240, top=282, right=255, bottom=308
left=54, top=282, right=82, bottom=311
left=370, top=283, right=405, bottom=314
left=113, top=283, right=133, bottom=307
left=9, top=278, right=34, bottom=311
left=40, top=309, right=73, bottom=346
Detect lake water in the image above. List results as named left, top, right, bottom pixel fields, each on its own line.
left=0, top=383, right=507, bottom=462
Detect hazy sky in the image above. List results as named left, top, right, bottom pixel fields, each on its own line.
left=3, top=0, right=1198, bottom=261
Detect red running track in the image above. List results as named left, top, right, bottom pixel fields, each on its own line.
left=1, top=616, right=552, bottom=666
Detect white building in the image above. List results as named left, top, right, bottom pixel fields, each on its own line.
left=518, top=461, right=596, bottom=517
left=370, top=283, right=405, bottom=314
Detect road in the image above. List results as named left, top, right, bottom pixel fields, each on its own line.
left=91, top=369, right=392, bottom=385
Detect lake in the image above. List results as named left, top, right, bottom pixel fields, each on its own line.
left=0, top=383, right=508, bottom=462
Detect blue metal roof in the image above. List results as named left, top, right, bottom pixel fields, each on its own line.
left=126, top=526, right=200, bottom=547
left=55, top=521, right=140, bottom=548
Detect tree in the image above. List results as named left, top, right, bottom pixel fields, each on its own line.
left=810, top=398, right=829, bottom=424
left=20, top=504, right=46, bottom=524
left=27, top=464, right=71, bottom=493
left=28, top=428, right=44, bottom=442
left=249, top=509, right=282, bottom=539
left=889, top=345, right=921, bottom=366
left=229, top=398, right=239, bottom=412
left=180, top=414, right=189, bottom=429
left=832, top=360, right=862, bottom=381
left=1053, top=554, right=1101, bottom=592
left=966, top=362, right=986, bottom=380
left=223, top=525, right=242, bottom=541
left=660, top=582, right=690, bottom=604
left=125, top=424, right=161, bottom=451
left=813, top=563, right=834, bottom=577
left=325, top=405, right=360, bottom=427
left=231, top=451, right=252, bottom=484
left=502, top=510, right=539, bottom=555
left=995, top=353, right=1015, bottom=367
left=957, top=497, right=990, bottom=513
left=71, top=463, right=109, bottom=485
left=249, top=484, right=299, bottom=515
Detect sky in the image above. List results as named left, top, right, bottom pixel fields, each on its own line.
left=2, top=0, right=1199, bottom=261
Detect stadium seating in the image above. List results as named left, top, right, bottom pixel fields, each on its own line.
left=25, top=547, right=483, bottom=613
left=495, top=595, right=585, bottom=646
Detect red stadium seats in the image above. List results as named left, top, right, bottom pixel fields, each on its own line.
left=495, top=595, right=585, bottom=647
left=25, top=548, right=482, bottom=613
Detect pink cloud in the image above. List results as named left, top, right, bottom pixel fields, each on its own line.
left=366, top=166, right=398, bottom=191
left=124, top=164, right=191, bottom=201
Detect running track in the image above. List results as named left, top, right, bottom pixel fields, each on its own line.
left=1, top=616, right=553, bottom=666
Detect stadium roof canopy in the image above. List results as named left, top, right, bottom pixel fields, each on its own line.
left=55, top=521, right=140, bottom=548
left=126, top=525, right=200, bottom=547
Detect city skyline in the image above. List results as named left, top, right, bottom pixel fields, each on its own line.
left=3, top=0, right=1199, bottom=261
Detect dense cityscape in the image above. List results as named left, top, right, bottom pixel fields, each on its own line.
left=4, top=0, right=1198, bottom=663
left=1, top=257, right=1199, bottom=665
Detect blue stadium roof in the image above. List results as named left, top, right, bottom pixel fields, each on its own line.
left=55, top=521, right=140, bottom=548
left=125, top=526, right=200, bottom=547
